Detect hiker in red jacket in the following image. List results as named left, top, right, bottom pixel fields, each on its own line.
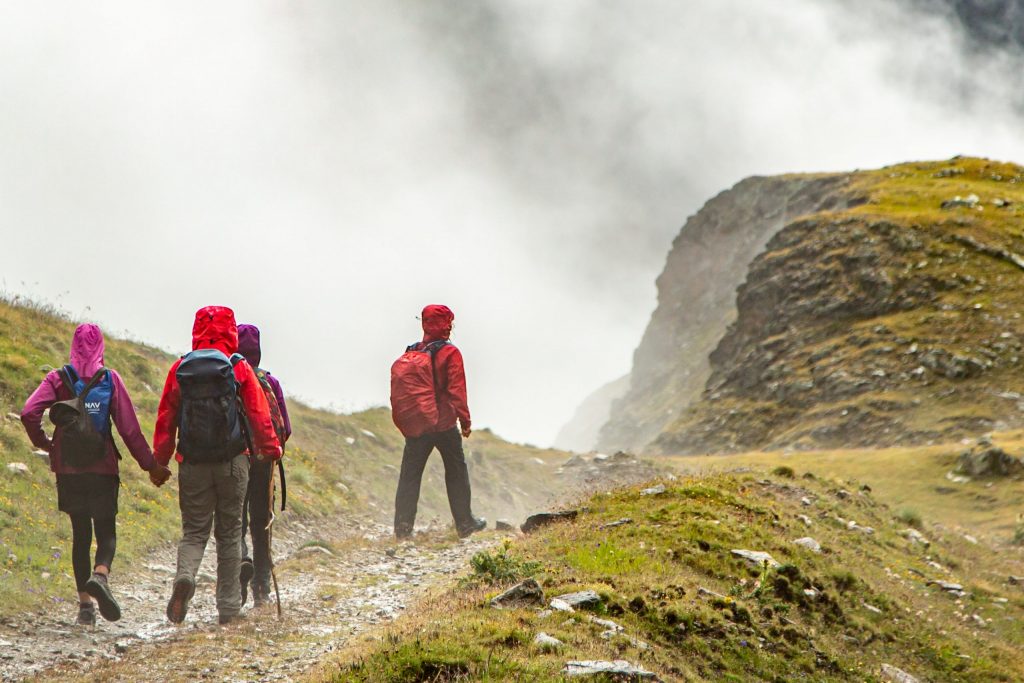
left=152, top=306, right=281, bottom=625
left=20, top=323, right=170, bottom=626
left=392, top=304, right=486, bottom=539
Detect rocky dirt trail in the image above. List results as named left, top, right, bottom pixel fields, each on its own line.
left=0, top=516, right=498, bottom=682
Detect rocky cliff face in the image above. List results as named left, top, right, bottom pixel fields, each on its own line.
left=553, top=374, right=629, bottom=452
left=651, top=158, right=1024, bottom=454
left=595, top=172, right=858, bottom=452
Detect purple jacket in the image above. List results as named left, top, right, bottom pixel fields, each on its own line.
left=237, top=324, right=292, bottom=440
left=20, top=324, right=155, bottom=476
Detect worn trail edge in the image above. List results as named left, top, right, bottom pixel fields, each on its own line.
left=0, top=518, right=497, bottom=682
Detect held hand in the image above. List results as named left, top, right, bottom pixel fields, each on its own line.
left=149, top=464, right=172, bottom=487
left=461, top=426, right=472, bottom=439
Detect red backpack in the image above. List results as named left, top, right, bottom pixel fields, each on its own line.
left=390, top=340, right=448, bottom=438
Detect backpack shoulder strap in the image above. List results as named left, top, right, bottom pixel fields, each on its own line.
left=58, top=365, right=79, bottom=396
left=81, top=368, right=110, bottom=395
left=229, top=353, right=246, bottom=367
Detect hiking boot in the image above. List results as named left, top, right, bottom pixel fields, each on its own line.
left=76, top=602, right=96, bottom=627
left=218, top=612, right=247, bottom=626
left=166, top=576, right=196, bottom=624
left=84, top=572, right=121, bottom=622
left=457, top=517, right=487, bottom=539
left=252, top=583, right=270, bottom=608
left=239, top=558, right=254, bottom=606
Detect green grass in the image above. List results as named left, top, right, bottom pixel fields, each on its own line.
left=328, top=471, right=1024, bottom=682
left=0, top=295, right=572, bottom=614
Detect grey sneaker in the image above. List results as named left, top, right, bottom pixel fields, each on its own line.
left=76, top=602, right=96, bottom=627
left=84, top=573, right=121, bottom=622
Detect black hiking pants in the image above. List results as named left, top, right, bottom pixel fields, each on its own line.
left=241, top=459, right=273, bottom=594
left=394, top=427, right=474, bottom=538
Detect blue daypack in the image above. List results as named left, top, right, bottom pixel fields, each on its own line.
left=51, top=366, right=113, bottom=468
left=60, top=365, right=114, bottom=437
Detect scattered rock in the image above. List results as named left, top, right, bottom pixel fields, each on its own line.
left=940, top=193, right=980, bottom=209
left=5, top=412, right=20, bottom=421
left=800, top=496, right=813, bottom=506
left=639, top=484, right=666, bottom=496
left=562, top=660, right=656, bottom=678
left=495, top=519, right=515, bottom=531
left=928, top=580, right=966, bottom=597
left=863, top=602, right=883, bottom=615
left=1008, top=575, right=1024, bottom=586
left=731, top=549, right=781, bottom=568
left=992, top=197, right=1013, bottom=208
left=796, top=514, right=813, bottom=527
left=846, top=520, right=875, bottom=535
left=963, top=534, right=978, bottom=545
left=599, top=518, right=633, bottom=530
left=533, top=632, right=563, bottom=651
left=588, top=616, right=623, bottom=632
left=555, top=590, right=601, bottom=609
left=521, top=510, right=578, bottom=534
left=490, top=579, right=544, bottom=609
left=836, top=489, right=851, bottom=500
left=881, top=663, right=920, bottom=683
left=697, top=586, right=727, bottom=600
left=550, top=598, right=574, bottom=613
left=297, top=545, right=334, bottom=557
left=6, top=463, right=29, bottom=476
left=793, top=537, right=822, bottom=553
left=360, top=429, right=377, bottom=439
left=32, top=450, right=50, bottom=467
left=334, top=482, right=350, bottom=493
left=562, top=455, right=588, bottom=468
left=902, top=529, right=930, bottom=547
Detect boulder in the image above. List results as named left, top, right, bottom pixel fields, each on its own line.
left=881, top=663, right=920, bottom=683
left=793, top=537, right=822, bottom=553
left=563, top=660, right=656, bottom=678
left=521, top=510, right=578, bottom=534
left=6, top=463, right=29, bottom=476
left=490, top=579, right=544, bottom=609
left=555, top=590, right=601, bottom=609
left=731, top=549, right=781, bottom=568
left=639, top=484, right=666, bottom=496
left=533, top=632, right=563, bottom=651
left=956, top=446, right=1023, bottom=477
left=495, top=519, right=515, bottom=531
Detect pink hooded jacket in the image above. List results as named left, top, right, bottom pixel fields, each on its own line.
left=21, top=324, right=156, bottom=475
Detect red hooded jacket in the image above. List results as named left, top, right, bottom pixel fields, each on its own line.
left=418, top=305, right=471, bottom=433
left=153, top=306, right=282, bottom=465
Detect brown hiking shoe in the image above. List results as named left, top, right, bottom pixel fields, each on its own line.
left=166, top=576, right=196, bottom=624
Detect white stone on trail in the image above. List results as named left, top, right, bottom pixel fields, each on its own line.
left=6, top=463, right=28, bottom=475
left=963, top=534, right=978, bottom=545
left=731, top=549, right=781, bottom=568
left=563, top=660, right=656, bottom=678
left=881, top=663, right=920, bottom=683
left=344, top=437, right=355, bottom=445
left=640, top=484, right=666, bottom=496
left=360, top=429, right=376, bottom=439
left=297, top=545, right=334, bottom=557
left=793, top=537, right=821, bottom=553
left=534, top=632, right=563, bottom=651
left=863, top=602, right=883, bottom=614
left=800, top=496, right=813, bottom=506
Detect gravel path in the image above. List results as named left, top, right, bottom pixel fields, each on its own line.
left=0, top=517, right=496, bottom=682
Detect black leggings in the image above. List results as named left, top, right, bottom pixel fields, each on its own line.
left=69, top=515, right=116, bottom=592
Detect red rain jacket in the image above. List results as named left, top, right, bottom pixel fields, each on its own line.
left=153, top=306, right=282, bottom=466
left=420, top=304, right=471, bottom=433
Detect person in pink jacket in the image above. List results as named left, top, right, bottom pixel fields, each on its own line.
left=20, top=324, right=170, bottom=626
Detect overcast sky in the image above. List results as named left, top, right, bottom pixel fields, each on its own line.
left=2, top=1, right=1023, bottom=446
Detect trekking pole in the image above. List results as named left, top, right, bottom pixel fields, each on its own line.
left=265, top=458, right=282, bottom=619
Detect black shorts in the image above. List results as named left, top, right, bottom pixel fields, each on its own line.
left=55, top=474, right=119, bottom=519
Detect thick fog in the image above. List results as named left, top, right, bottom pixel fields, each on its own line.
left=2, top=1, right=1023, bottom=446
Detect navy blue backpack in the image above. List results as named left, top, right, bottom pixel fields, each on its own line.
left=175, top=350, right=250, bottom=463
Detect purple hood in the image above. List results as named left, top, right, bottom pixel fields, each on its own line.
left=237, top=324, right=261, bottom=368
left=70, top=323, right=105, bottom=377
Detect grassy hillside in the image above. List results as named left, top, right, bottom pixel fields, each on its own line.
left=0, top=296, right=570, bottom=613
left=656, top=157, right=1024, bottom=454
left=327, top=465, right=1024, bottom=682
